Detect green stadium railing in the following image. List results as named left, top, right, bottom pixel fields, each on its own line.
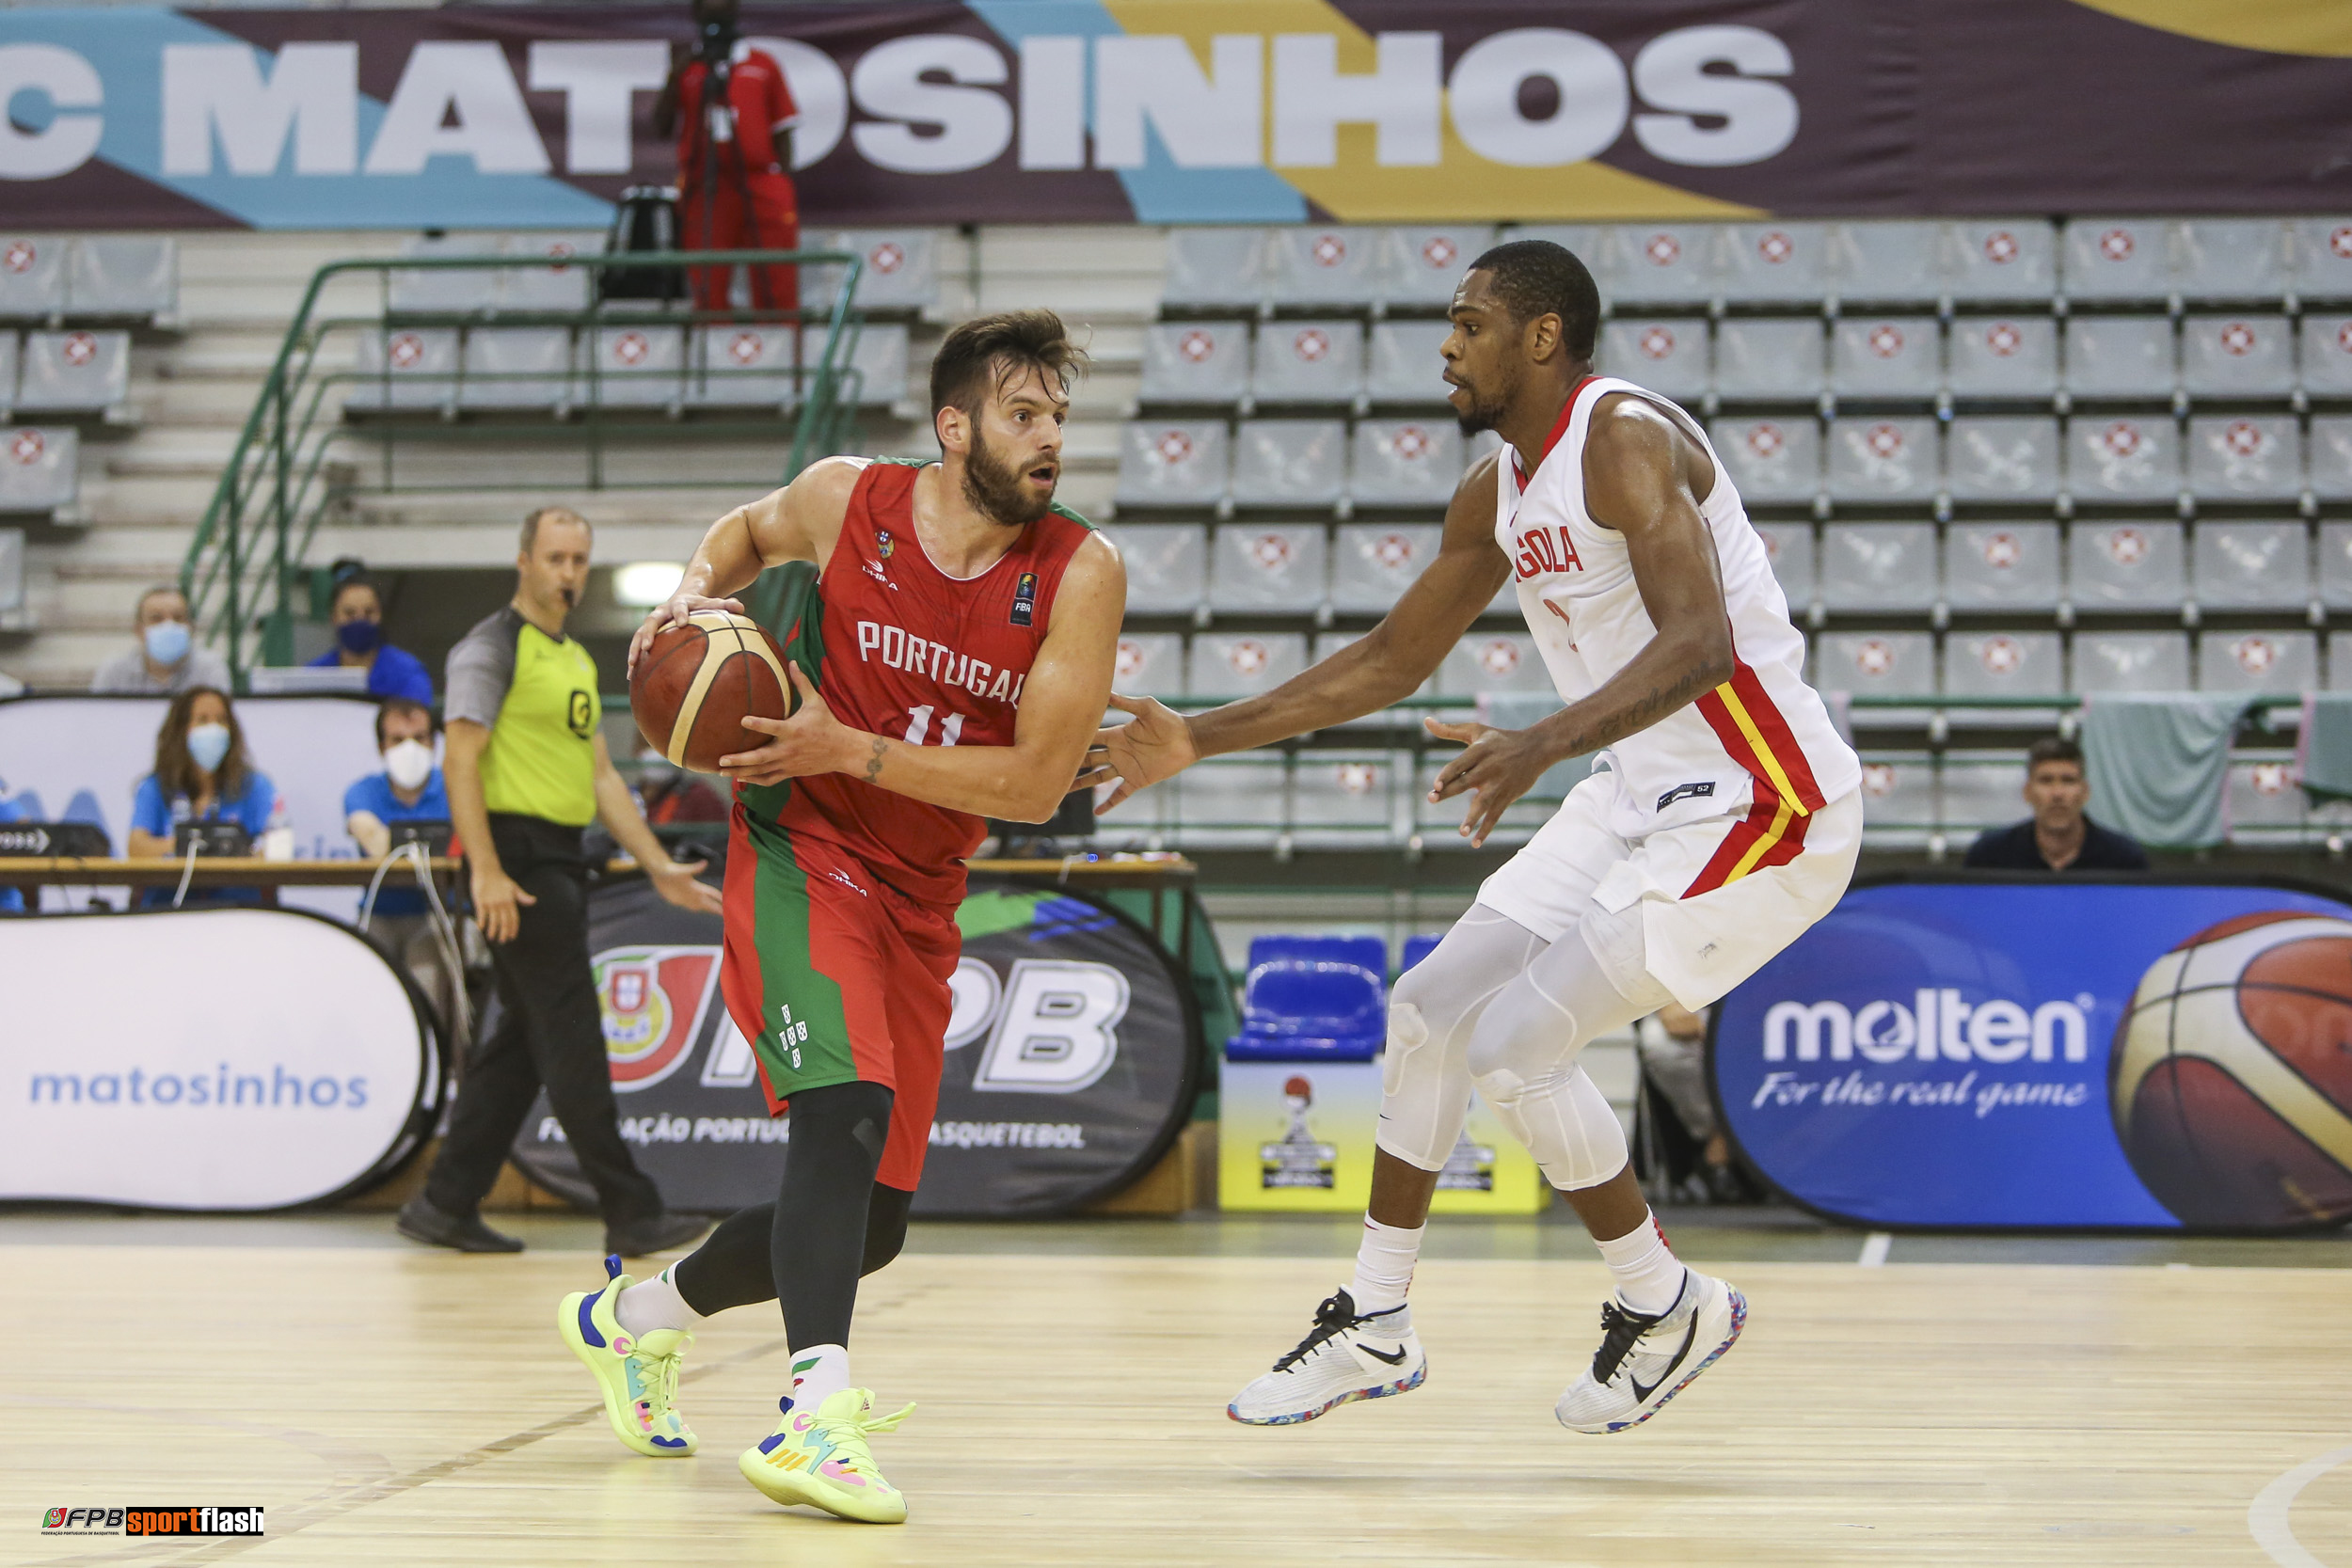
left=182, top=245, right=865, bottom=690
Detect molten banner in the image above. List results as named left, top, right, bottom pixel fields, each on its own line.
left=1714, top=877, right=2352, bottom=1232
left=510, top=863, right=1200, bottom=1216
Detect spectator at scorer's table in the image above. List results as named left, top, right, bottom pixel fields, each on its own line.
left=125, top=686, right=286, bottom=906
left=346, top=697, right=453, bottom=880
left=308, top=574, right=434, bottom=703
left=89, top=585, right=230, bottom=695
left=345, top=695, right=463, bottom=1036
left=1963, top=735, right=2150, bottom=873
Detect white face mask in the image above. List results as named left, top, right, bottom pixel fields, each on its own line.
left=384, top=738, right=434, bottom=792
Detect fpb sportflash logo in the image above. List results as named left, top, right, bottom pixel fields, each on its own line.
left=43, top=1506, right=263, bottom=1536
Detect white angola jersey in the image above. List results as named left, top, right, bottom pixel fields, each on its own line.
left=1498, top=373, right=1859, bottom=870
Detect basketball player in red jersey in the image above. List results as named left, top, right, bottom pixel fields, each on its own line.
left=555, top=311, right=1121, bottom=1525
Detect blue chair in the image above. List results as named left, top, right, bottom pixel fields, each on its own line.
left=1226, top=934, right=1387, bottom=1062
left=1400, top=933, right=1443, bottom=973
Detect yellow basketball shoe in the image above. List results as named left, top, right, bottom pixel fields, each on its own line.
left=739, top=1387, right=914, bottom=1524
left=558, top=1255, right=697, bottom=1456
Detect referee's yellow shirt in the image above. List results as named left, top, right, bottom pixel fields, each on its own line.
left=444, top=605, right=601, bottom=827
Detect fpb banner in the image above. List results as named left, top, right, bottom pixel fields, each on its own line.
left=5, top=3, right=2352, bottom=229
left=1715, top=877, right=2352, bottom=1233
left=511, top=864, right=1200, bottom=1216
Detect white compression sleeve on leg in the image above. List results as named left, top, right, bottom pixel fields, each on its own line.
left=1467, top=911, right=1670, bottom=1191
left=1375, top=906, right=1546, bottom=1170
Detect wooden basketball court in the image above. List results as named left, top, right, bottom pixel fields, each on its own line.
left=10, top=1215, right=2349, bottom=1567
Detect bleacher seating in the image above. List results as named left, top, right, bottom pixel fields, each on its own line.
left=1755, top=520, right=1816, bottom=612
left=803, top=229, right=941, bottom=316
left=346, top=327, right=459, bottom=413
left=1821, top=522, right=1938, bottom=611
left=1173, top=753, right=1289, bottom=849
left=1400, top=933, right=1442, bottom=972
left=691, top=323, right=797, bottom=410
left=1251, top=320, right=1363, bottom=404
left=1365, top=320, right=1454, bottom=403
left=2182, top=314, right=2292, bottom=396
left=2193, top=521, right=2310, bottom=609
left=1110, top=632, right=1184, bottom=694
left=460, top=327, right=575, bottom=412
left=1108, top=525, right=1208, bottom=613
left=1828, top=419, right=1940, bottom=502
left=2199, top=630, right=2314, bottom=694
left=0, top=425, right=76, bottom=514
left=1115, top=420, right=1229, bottom=510
left=16, top=329, right=130, bottom=415
left=587, top=325, right=685, bottom=410
left=0, top=235, right=175, bottom=323
left=1599, top=318, right=1708, bottom=404
left=1715, top=318, right=1823, bottom=401
left=1139, top=321, right=1249, bottom=405
left=2074, top=631, right=2191, bottom=693
left=1230, top=419, right=1346, bottom=509
left=1107, top=217, right=2352, bottom=858
left=1709, top=416, right=1820, bottom=503
left=1437, top=632, right=1546, bottom=698
left=1226, top=935, right=1387, bottom=1062
left=1291, top=752, right=1398, bottom=847
left=1945, top=523, right=2059, bottom=610
left=1831, top=316, right=1939, bottom=400
left=1331, top=523, right=1438, bottom=612
left=1947, top=315, right=2058, bottom=398
left=1188, top=632, right=1309, bottom=697
left=1209, top=524, right=1326, bottom=613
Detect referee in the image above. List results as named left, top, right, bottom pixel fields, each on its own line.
left=398, top=507, right=717, bottom=1256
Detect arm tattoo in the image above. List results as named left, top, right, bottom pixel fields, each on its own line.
left=863, top=735, right=887, bottom=784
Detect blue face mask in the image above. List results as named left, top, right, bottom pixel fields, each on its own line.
left=144, top=620, right=191, bottom=667
left=336, top=617, right=382, bottom=655
left=186, top=722, right=231, bottom=775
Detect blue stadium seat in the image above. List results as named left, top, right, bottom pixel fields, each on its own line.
left=1226, top=934, right=1389, bottom=1062
left=1400, top=933, right=1443, bottom=972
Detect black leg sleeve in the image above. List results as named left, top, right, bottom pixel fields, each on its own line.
left=670, top=1180, right=915, bottom=1317
left=771, top=1080, right=893, bottom=1350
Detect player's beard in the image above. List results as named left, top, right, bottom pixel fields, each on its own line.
left=962, top=426, right=1055, bottom=528
left=1453, top=366, right=1513, bottom=436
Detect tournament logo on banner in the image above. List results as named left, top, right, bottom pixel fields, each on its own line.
left=1714, top=877, right=2352, bottom=1233
left=513, top=863, right=1199, bottom=1217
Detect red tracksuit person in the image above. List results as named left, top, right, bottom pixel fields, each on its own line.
left=656, top=0, right=800, bottom=312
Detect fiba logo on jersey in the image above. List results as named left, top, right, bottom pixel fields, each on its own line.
left=2112, top=913, right=2352, bottom=1227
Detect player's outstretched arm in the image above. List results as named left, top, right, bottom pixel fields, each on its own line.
left=1079, top=453, right=1510, bottom=813
left=1431, top=398, right=1734, bottom=845
left=719, top=532, right=1126, bottom=822
left=627, top=458, right=865, bottom=675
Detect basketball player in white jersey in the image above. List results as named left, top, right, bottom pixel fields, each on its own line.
left=1083, top=241, right=1861, bottom=1433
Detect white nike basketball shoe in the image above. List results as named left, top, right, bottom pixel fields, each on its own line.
left=1554, top=1269, right=1745, bottom=1434
left=1228, top=1288, right=1426, bottom=1426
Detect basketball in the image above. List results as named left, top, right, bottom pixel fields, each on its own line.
left=629, top=610, right=794, bottom=774
left=2111, top=911, right=2352, bottom=1228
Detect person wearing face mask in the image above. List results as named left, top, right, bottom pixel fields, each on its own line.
left=125, top=686, right=286, bottom=905
left=345, top=696, right=462, bottom=1037
left=306, top=574, right=435, bottom=704
left=89, top=585, right=233, bottom=695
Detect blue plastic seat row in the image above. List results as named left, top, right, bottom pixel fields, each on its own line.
left=1224, top=933, right=1445, bottom=1062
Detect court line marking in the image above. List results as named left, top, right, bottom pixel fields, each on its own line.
left=1857, top=1232, right=1890, bottom=1267
left=2251, top=1443, right=2352, bottom=1568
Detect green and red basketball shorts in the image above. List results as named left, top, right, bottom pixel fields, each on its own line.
left=719, top=820, right=959, bottom=1193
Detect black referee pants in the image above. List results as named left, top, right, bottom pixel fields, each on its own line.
left=423, top=814, right=663, bottom=1227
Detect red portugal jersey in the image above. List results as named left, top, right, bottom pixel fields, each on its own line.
left=739, top=458, right=1095, bottom=908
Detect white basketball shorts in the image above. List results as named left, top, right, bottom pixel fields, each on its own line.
left=1475, top=772, right=1862, bottom=1012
